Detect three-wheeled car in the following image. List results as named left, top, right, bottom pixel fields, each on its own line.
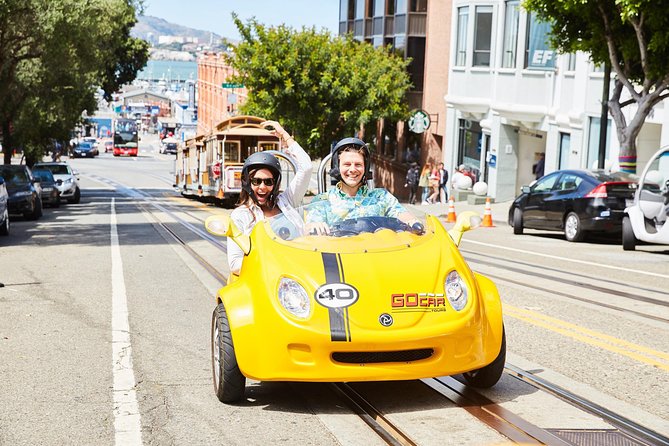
left=204, top=153, right=506, bottom=403
left=622, top=147, right=669, bottom=250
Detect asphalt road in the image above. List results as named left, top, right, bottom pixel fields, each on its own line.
left=1, top=138, right=667, bottom=445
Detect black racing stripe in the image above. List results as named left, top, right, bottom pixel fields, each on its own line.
left=322, top=253, right=347, bottom=342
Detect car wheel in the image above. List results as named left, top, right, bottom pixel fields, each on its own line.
left=212, top=303, right=245, bottom=403
left=622, top=215, right=636, bottom=251
left=564, top=211, right=585, bottom=242
left=0, top=211, right=9, bottom=236
left=68, top=187, right=81, bottom=204
left=512, top=208, right=524, bottom=235
left=463, top=327, right=506, bottom=388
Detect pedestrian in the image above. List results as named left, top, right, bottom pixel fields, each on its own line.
left=227, top=120, right=312, bottom=277
left=404, top=162, right=420, bottom=205
left=437, top=162, right=449, bottom=203
left=427, top=165, right=441, bottom=204
left=533, top=152, right=545, bottom=180
left=419, top=162, right=432, bottom=204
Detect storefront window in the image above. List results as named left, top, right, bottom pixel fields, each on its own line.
left=558, top=132, right=571, bottom=169
left=587, top=117, right=612, bottom=169
left=457, top=119, right=482, bottom=181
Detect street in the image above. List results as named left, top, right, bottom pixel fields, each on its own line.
left=1, top=136, right=668, bottom=446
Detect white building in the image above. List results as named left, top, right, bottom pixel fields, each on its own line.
left=444, top=0, right=669, bottom=201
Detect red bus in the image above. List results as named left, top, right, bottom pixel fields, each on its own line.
left=113, top=118, right=139, bottom=157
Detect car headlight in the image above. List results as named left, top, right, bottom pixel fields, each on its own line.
left=14, top=191, right=31, bottom=197
left=278, top=277, right=310, bottom=319
left=64, top=178, right=73, bottom=184
left=444, top=270, right=468, bottom=311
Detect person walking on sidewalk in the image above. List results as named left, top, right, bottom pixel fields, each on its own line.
left=404, top=162, right=420, bottom=205
left=427, top=165, right=441, bottom=204
left=419, top=162, right=431, bottom=204
left=437, top=162, right=449, bottom=203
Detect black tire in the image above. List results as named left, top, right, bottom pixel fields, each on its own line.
left=512, top=208, right=524, bottom=235
left=68, top=187, right=81, bottom=204
left=212, top=303, right=245, bottom=403
left=463, top=327, right=506, bottom=388
left=564, top=211, right=585, bottom=242
left=0, top=212, right=9, bottom=236
left=35, top=197, right=43, bottom=218
left=622, top=215, right=636, bottom=251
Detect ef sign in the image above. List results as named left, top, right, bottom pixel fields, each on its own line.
left=408, top=110, right=431, bottom=134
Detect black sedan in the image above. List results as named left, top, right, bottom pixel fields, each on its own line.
left=508, top=169, right=637, bottom=242
left=72, top=141, right=96, bottom=158
left=32, top=168, right=61, bottom=207
left=0, top=164, right=43, bottom=220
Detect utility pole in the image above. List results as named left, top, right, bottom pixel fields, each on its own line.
left=597, top=62, right=610, bottom=169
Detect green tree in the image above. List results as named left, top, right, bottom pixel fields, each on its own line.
left=0, top=0, right=148, bottom=165
left=523, top=0, right=669, bottom=173
left=228, top=16, right=411, bottom=157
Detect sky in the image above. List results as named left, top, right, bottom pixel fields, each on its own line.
left=142, top=0, right=340, bottom=40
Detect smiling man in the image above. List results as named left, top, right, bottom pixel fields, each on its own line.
left=306, top=137, right=421, bottom=234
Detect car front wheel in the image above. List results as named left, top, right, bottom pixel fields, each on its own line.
left=463, top=327, right=506, bottom=388
left=212, top=303, right=245, bottom=403
left=622, top=215, right=636, bottom=251
left=512, top=208, right=524, bottom=235
left=68, top=187, right=81, bottom=204
left=564, top=211, right=585, bottom=242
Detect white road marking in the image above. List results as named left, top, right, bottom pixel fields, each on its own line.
left=465, top=239, right=669, bottom=280
left=111, top=198, right=143, bottom=445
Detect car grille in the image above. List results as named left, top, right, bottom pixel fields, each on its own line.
left=332, top=348, right=434, bottom=364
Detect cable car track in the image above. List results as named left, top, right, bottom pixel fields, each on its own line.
left=122, top=191, right=669, bottom=446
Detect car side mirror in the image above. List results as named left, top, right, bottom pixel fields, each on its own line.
left=521, top=185, right=531, bottom=194
left=205, top=214, right=250, bottom=255
left=448, top=211, right=481, bottom=246
left=56, top=179, right=63, bottom=185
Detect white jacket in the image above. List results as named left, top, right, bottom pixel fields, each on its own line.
left=227, top=141, right=312, bottom=274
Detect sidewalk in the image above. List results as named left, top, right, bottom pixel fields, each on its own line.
left=405, top=197, right=512, bottom=226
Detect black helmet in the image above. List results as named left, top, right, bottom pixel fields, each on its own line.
left=241, top=151, right=282, bottom=206
left=329, top=137, right=372, bottom=183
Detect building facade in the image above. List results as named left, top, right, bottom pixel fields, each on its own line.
left=445, top=0, right=669, bottom=201
left=197, top=53, right=248, bottom=136
left=338, top=0, right=452, bottom=200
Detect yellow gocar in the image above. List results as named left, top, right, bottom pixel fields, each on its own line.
left=205, top=206, right=505, bottom=403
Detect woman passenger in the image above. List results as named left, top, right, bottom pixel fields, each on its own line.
left=227, top=120, right=312, bottom=276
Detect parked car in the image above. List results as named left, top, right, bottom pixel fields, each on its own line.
left=32, top=162, right=80, bottom=204
left=0, top=175, right=9, bottom=235
left=73, top=142, right=96, bottom=158
left=0, top=164, right=43, bottom=220
left=31, top=168, right=61, bottom=207
left=622, top=147, right=669, bottom=250
left=508, top=169, right=638, bottom=242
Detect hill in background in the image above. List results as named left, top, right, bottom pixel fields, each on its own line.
left=133, top=15, right=228, bottom=46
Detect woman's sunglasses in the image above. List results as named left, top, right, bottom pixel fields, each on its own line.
left=250, top=177, right=275, bottom=187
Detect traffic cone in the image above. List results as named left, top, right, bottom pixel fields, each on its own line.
left=482, top=197, right=495, bottom=227
left=446, top=197, right=457, bottom=223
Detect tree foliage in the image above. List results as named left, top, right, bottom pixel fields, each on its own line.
left=228, top=16, right=411, bottom=157
left=0, top=0, right=149, bottom=165
left=523, top=0, right=669, bottom=172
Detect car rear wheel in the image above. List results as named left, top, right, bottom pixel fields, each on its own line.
left=622, top=215, right=636, bottom=251
left=564, top=212, right=585, bottom=242
left=512, top=208, right=524, bottom=235
left=212, top=303, right=245, bottom=403
left=0, top=211, right=9, bottom=236
left=462, top=327, right=506, bottom=388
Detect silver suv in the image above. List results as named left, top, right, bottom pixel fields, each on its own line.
left=32, top=161, right=80, bottom=204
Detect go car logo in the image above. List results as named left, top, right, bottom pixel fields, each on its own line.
left=314, top=283, right=359, bottom=309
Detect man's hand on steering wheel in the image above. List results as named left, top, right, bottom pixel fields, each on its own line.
left=306, top=221, right=330, bottom=235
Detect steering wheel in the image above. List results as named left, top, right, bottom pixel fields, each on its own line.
left=328, top=216, right=411, bottom=237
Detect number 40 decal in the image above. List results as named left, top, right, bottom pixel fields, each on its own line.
left=314, top=283, right=359, bottom=309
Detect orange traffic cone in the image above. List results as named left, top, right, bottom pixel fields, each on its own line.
left=482, top=197, right=495, bottom=227
left=446, top=197, right=457, bottom=223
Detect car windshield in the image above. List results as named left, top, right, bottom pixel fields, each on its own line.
left=263, top=201, right=429, bottom=252
left=32, top=169, right=54, bottom=182
left=0, top=166, right=28, bottom=184
left=35, top=164, right=70, bottom=175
